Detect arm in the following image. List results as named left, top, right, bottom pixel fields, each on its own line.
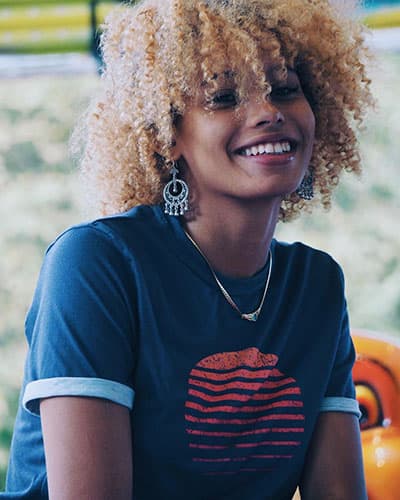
left=299, top=412, right=367, bottom=500
left=41, top=396, right=133, bottom=500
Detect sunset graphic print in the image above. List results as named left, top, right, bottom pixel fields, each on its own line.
left=185, top=347, right=305, bottom=475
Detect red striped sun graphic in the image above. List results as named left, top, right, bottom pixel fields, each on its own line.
left=185, top=347, right=305, bottom=475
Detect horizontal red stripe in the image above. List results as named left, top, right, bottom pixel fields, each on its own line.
left=272, top=427, right=304, bottom=433
left=193, top=457, right=234, bottom=463
left=189, top=441, right=300, bottom=449
left=189, top=377, right=295, bottom=392
left=188, top=387, right=301, bottom=403
left=250, top=454, right=293, bottom=459
left=186, top=400, right=303, bottom=414
left=272, top=427, right=304, bottom=432
left=191, top=367, right=287, bottom=381
left=185, top=413, right=305, bottom=425
left=186, top=427, right=304, bottom=437
left=189, top=444, right=227, bottom=449
left=236, top=440, right=300, bottom=448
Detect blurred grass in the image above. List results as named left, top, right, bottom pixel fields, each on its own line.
left=277, top=52, right=400, bottom=335
left=0, top=52, right=399, bottom=488
left=0, top=73, right=98, bottom=489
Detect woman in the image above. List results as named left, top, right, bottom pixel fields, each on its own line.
left=4, top=0, right=372, bottom=498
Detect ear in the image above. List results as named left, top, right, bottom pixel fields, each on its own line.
left=155, top=139, right=182, bottom=167
left=170, top=137, right=184, bottom=162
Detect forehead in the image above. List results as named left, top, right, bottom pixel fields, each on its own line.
left=172, top=13, right=301, bottom=106
left=207, top=49, right=294, bottom=83
left=198, top=60, right=296, bottom=91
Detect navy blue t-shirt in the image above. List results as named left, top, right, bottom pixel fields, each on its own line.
left=3, top=205, right=359, bottom=499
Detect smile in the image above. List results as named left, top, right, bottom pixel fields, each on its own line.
left=240, top=141, right=292, bottom=157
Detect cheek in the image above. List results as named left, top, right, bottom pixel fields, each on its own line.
left=302, top=102, right=316, bottom=143
left=180, top=115, right=214, bottom=151
left=303, top=101, right=316, bottom=144
left=191, top=122, right=231, bottom=157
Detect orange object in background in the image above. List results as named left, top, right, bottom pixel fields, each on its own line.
left=352, top=330, right=400, bottom=500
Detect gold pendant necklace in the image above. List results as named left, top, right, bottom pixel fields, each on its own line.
left=184, top=230, right=272, bottom=322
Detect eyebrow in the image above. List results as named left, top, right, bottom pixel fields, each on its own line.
left=200, top=66, right=298, bottom=88
left=200, top=69, right=236, bottom=86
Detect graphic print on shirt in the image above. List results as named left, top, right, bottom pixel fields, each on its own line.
left=185, top=347, right=305, bottom=475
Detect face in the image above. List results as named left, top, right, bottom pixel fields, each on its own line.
left=174, top=62, right=316, bottom=208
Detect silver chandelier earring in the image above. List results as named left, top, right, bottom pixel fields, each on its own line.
left=296, top=168, right=314, bottom=200
left=163, top=162, right=189, bottom=216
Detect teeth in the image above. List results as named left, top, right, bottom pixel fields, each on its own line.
left=243, top=141, right=292, bottom=157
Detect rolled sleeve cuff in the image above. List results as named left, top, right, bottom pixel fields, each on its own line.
left=320, top=396, right=361, bottom=418
left=23, top=377, right=135, bottom=416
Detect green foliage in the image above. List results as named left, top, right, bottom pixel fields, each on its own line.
left=335, top=184, right=357, bottom=212
left=0, top=470, right=6, bottom=492
left=0, top=73, right=98, bottom=485
left=0, top=107, right=25, bottom=124
left=4, top=141, right=43, bottom=173
left=0, top=388, right=20, bottom=491
left=369, top=184, right=394, bottom=201
left=276, top=51, right=400, bottom=334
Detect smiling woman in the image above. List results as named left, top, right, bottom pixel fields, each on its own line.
left=173, top=67, right=315, bottom=224
left=2, top=1, right=373, bottom=499
left=72, top=0, right=373, bottom=222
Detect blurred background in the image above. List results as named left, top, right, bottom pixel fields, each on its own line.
left=0, top=0, right=400, bottom=491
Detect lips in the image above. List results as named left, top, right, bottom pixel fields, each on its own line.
left=234, top=136, right=298, bottom=157
left=241, top=141, right=292, bottom=157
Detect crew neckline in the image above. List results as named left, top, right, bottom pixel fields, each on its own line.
left=153, top=204, right=276, bottom=295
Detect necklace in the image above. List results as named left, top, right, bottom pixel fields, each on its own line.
left=184, top=230, right=272, bottom=322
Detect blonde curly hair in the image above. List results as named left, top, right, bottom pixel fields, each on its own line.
left=74, top=0, right=373, bottom=221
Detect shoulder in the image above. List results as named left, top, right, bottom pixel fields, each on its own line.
left=274, top=239, right=343, bottom=271
left=45, top=204, right=163, bottom=264
left=274, top=238, right=337, bottom=264
left=272, top=239, right=345, bottom=290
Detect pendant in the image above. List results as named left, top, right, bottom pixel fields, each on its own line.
left=163, top=165, right=189, bottom=216
left=241, top=312, right=259, bottom=322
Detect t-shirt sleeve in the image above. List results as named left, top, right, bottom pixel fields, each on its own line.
left=22, top=223, right=137, bottom=416
left=320, top=264, right=361, bottom=418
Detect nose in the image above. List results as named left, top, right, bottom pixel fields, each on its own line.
left=247, top=95, right=285, bottom=128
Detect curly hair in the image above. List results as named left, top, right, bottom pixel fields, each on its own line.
left=73, top=0, right=373, bottom=221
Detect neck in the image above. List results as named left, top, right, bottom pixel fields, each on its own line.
left=183, top=197, right=281, bottom=278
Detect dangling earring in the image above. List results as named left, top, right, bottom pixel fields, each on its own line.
left=296, top=167, right=314, bottom=200
left=163, top=161, right=190, bottom=216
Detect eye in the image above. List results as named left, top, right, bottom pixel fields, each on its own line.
left=270, top=85, right=302, bottom=99
left=208, top=89, right=238, bottom=108
left=356, top=384, right=381, bottom=430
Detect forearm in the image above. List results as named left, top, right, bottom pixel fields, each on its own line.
left=41, top=396, right=133, bottom=500
left=300, top=413, right=367, bottom=500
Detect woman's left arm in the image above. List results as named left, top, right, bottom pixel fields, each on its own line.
left=299, top=412, right=367, bottom=500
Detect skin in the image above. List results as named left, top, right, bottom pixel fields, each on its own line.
left=41, top=397, right=132, bottom=500
left=40, top=62, right=367, bottom=498
left=175, top=67, right=315, bottom=277
left=300, top=413, right=367, bottom=499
